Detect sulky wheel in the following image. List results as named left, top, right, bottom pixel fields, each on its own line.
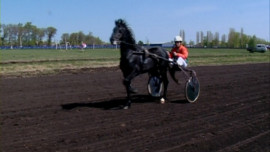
left=147, top=76, right=164, bottom=97
left=185, top=76, right=200, bottom=103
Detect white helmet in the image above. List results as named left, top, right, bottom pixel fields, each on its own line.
left=174, top=36, right=182, bottom=42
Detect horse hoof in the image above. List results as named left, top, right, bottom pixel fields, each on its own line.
left=129, top=87, right=138, bottom=94
left=123, top=106, right=130, bottom=110
left=160, top=98, right=165, bottom=104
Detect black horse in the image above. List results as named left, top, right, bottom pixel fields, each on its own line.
left=110, top=19, right=170, bottom=109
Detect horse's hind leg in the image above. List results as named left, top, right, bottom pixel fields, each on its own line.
left=169, top=67, right=179, bottom=84
left=160, top=72, right=169, bottom=104
left=182, top=67, right=196, bottom=78
left=160, top=81, right=168, bottom=104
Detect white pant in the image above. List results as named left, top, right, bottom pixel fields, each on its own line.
left=169, top=57, right=188, bottom=67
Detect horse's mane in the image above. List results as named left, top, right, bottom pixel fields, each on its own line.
left=115, top=19, right=136, bottom=44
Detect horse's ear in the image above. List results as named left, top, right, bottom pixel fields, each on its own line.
left=115, top=19, right=122, bottom=26
left=115, top=20, right=119, bottom=26
left=115, top=19, right=125, bottom=26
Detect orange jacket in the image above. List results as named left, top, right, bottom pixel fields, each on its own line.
left=169, top=45, right=188, bottom=59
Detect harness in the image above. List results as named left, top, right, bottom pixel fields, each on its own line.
left=117, top=41, right=169, bottom=66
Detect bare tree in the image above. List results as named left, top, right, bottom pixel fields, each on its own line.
left=179, top=30, right=185, bottom=43
left=196, top=31, right=200, bottom=45
left=221, top=34, right=226, bottom=47
left=200, top=31, right=204, bottom=46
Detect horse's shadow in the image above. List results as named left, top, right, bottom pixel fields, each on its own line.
left=61, top=95, right=187, bottom=110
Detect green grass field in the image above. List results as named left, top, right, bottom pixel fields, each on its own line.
left=187, top=48, right=270, bottom=66
left=0, top=48, right=269, bottom=77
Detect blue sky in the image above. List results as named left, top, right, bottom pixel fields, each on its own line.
left=1, top=0, right=269, bottom=43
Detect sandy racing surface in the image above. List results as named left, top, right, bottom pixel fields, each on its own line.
left=1, top=63, right=269, bottom=151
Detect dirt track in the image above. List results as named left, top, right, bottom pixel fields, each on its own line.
left=1, top=63, right=269, bottom=152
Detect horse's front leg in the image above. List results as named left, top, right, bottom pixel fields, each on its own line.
left=122, top=69, right=140, bottom=109
left=123, top=79, right=132, bottom=109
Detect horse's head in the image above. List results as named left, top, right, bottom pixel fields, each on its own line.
left=110, top=19, right=135, bottom=45
left=110, top=19, right=126, bottom=44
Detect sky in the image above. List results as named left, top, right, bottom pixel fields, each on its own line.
left=1, top=0, right=269, bottom=43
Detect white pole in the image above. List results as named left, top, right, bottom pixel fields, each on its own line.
left=55, top=40, right=58, bottom=50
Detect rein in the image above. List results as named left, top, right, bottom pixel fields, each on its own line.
left=116, top=40, right=168, bottom=61
left=116, top=41, right=147, bottom=51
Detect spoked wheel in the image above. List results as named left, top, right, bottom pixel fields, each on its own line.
left=185, top=76, right=200, bottom=103
left=147, top=76, right=164, bottom=97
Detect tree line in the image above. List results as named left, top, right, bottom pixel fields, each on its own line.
left=1, top=22, right=268, bottom=49
left=186, top=28, right=269, bottom=48
left=0, top=22, right=105, bottom=47
left=61, top=32, right=103, bottom=46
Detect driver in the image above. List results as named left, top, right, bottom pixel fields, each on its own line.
left=168, top=36, right=188, bottom=67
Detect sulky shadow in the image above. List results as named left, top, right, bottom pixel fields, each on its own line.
left=170, top=99, right=189, bottom=104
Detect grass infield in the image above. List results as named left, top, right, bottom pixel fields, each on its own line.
left=0, top=48, right=269, bottom=77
